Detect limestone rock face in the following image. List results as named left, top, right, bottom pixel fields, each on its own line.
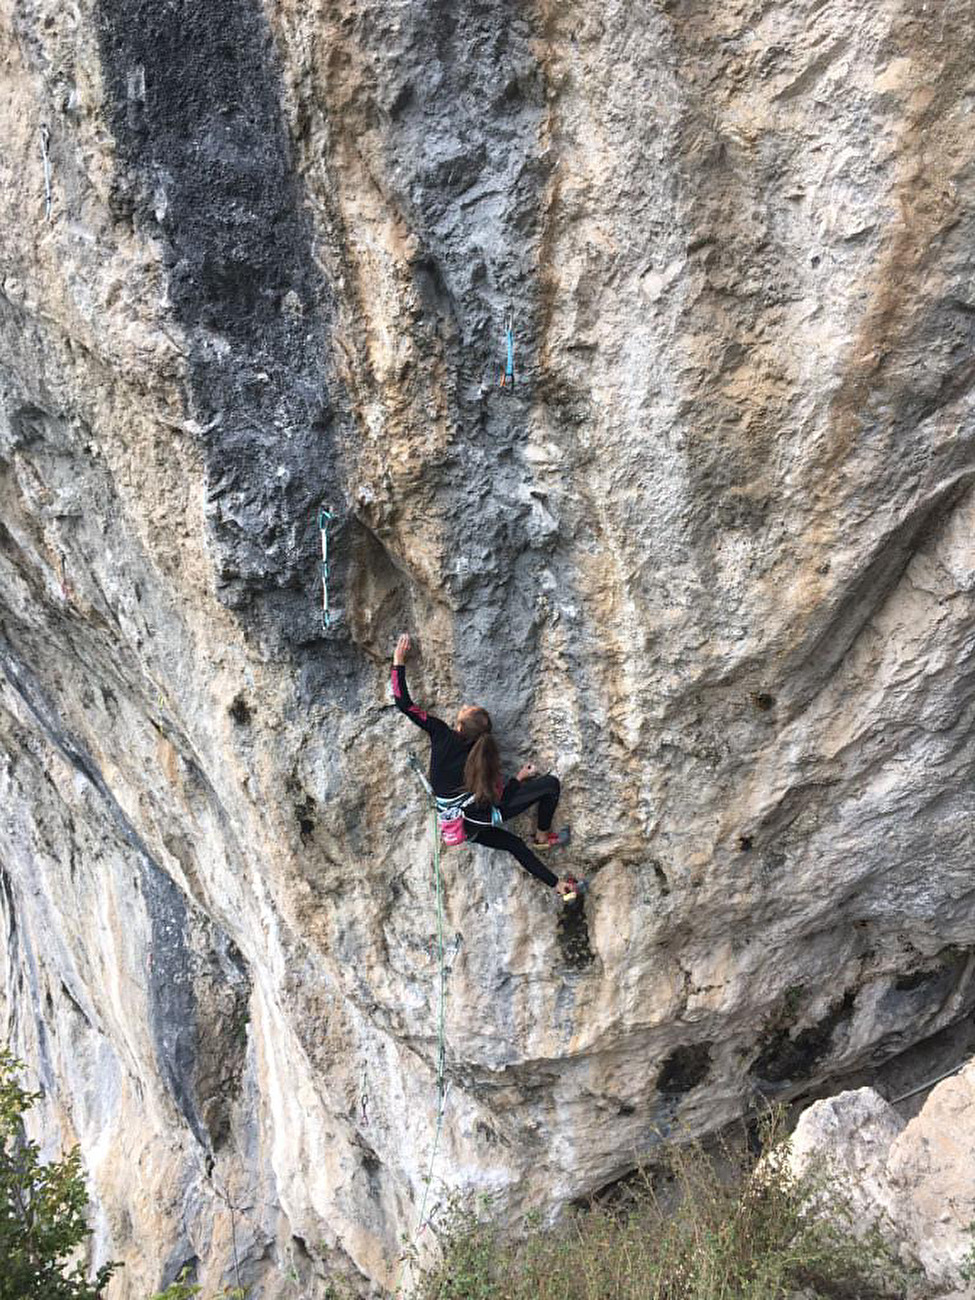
left=1, top=0, right=974, bottom=1294
left=790, top=1065, right=975, bottom=1291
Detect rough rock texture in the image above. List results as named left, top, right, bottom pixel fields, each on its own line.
left=1, top=0, right=974, bottom=1294
left=790, top=1064, right=975, bottom=1291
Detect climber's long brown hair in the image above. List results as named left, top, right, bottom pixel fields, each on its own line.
left=460, top=708, right=501, bottom=805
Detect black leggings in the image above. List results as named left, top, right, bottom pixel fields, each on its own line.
left=465, top=775, right=561, bottom=888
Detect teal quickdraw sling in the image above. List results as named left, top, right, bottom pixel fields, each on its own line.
left=318, top=506, right=333, bottom=630
left=499, top=307, right=514, bottom=388
left=40, top=125, right=53, bottom=222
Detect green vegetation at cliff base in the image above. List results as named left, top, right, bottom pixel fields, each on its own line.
left=410, top=1116, right=916, bottom=1300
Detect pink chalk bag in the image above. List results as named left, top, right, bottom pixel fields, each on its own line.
left=436, top=794, right=474, bottom=846
left=435, top=794, right=505, bottom=846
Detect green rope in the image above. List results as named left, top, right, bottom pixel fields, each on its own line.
left=413, top=795, right=448, bottom=1238
left=394, top=757, right=450, bottom=1294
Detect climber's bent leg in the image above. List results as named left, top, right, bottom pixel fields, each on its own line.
left=465, top=821, right=559, bottom=888
left=499, top=774, right=561, bottom=831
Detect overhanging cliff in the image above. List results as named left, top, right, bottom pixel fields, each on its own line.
left=1, top=0, right=974, bottom=1294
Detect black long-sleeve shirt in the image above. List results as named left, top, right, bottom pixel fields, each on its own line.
left=391, top=663, right=520, bottom=805
left=391, top=663, right=472, bottom=798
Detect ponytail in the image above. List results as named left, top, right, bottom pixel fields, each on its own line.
left=459, top=707, right=501, bottom=805
left=464, top=734, right=502, bottom=805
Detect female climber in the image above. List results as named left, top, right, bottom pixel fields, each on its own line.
left=391, top=634, right=579, bottom=900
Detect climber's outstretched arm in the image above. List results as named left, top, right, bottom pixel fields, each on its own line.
left=391, top=634, right=440, bottom=734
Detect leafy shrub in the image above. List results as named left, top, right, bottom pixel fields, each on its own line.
left=150, top=1268, right=244, bottom=1300
left=411, top=1115, right=913, bottom=1300
left=960, top=1220, right=975, bottom=1284
left=0, top=1049, right=117, bottom=1300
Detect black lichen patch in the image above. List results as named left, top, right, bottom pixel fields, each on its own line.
left=751, top=691, right=776, bottom=712
left=294, top=793, right=317, bottom=843
left=751, top=989, right=856, bottom=1087
left=885, top=946, right=971, bottom=1009
left=657, top=1042, right=712, bottom=1096
left=193, top=937, right=252, bottom=1151
left=348, top=1134, right=384, bottom=1202
left=651, top=860, right=671, bottom=895
left=761, top=850, right=787, bottom=876
left=557, top=900, right=594, bottom=970
left=94, top=0, right=342, bottom=651
left=895, top=969, right=937, bottom=992
left=475, top=1120, right=508, bottom=1147
left=228, top=693, right=252, bottom=725
left=363, top=1, right=554, bottom=701
left=783, top=984, right=804, bottom=1017
left=738, top=834, right=753, bottom=852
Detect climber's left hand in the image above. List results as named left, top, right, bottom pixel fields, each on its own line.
left=393, top=633, right=411, bottom=666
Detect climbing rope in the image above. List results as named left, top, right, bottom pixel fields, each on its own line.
left=318, top=506, right=333, bottom=630
left=889, top=1059, right=968, bottom=1106
left=499, top=307, right=514, bottom=388
left=405, top=755, right=451, bottom=1248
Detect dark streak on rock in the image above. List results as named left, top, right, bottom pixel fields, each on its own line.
left=364, top=3, right=552, bottom=712
left=751, top=988, right=856, bottom=1088
left=0, top=866, right=18, bottom=973
left=59, top=979, right=92, bottom=1028
left=887, top=946, right=971, bottom=1008
left=557, top=899, right=595, bottom=970
left=784, top=472, right=975, bottom=716
left=0, top=634, right=249, bottom=1151
left=94, top=0, right=349, bottom=667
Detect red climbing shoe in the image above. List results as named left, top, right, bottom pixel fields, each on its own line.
left=535, top=827, right=571, bottom=850
left=558, top=875, right=586, bottom=904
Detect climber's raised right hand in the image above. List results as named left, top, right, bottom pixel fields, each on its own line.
left=393, top=633, right=412, bottom=666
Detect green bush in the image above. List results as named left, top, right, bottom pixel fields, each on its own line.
left=150, top=1268, right=244, bottom=1300
left=0, top=1049, right=117, bottom=1300
left=960, top=1220, right=975, bottom=1284
left=411, top=1115, right=913, bottom=1300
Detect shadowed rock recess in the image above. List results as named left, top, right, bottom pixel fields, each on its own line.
left=0, top=0, right=973, bottom=1294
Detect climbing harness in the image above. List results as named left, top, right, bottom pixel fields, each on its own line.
left=40, top=125, right=52, bottom=222
left=498, top=307, right=515, bottom=388
left=318, top=506, right=333, bottom=630
left=438, top=794, right=504, bottom=845
left=410, top=758, right=502, bottom=846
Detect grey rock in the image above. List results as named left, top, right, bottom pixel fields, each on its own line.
left=790, top=1064, right=975, bottom=1291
